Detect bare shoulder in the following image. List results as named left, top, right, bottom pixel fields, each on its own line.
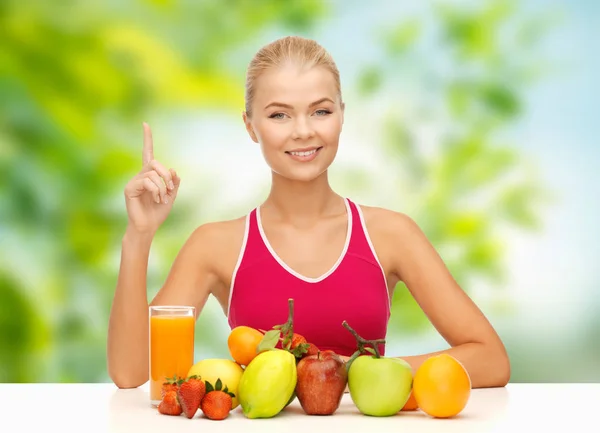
left=358, top=203, right=421, bottom=238
left=187, top=215, right=247, bottom=260
left=190, top=215, right=247, bottom=241
left=356, top=203, right=428, bottom=282
left=151, top=214, right=248, bottom=311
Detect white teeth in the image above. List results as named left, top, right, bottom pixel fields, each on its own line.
left=290, top=149, right=317, bottom=157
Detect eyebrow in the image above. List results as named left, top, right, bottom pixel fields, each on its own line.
left=264, top=97, right=335, bottom=110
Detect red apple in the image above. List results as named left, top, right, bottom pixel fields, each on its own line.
left=295, top=350, right=348, bottom=415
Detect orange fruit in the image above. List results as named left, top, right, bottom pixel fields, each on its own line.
left=401, top=390, right=419, bottom=411
left=227, top=326, right=264, bottom=367
left=412, top=354, right=471, bottom=418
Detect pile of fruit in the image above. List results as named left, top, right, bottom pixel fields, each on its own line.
left=158, top=375, right=235, bottom=420
left=155, top=298, right=472, bottom=421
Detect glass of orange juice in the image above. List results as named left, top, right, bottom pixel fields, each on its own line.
left=149, top=305, right=195, bottom=406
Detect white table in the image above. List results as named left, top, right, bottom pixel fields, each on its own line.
left=2, top=383, right=598, bottom=432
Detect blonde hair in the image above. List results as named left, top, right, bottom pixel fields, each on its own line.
left=244, top=36, right=342, bottom=117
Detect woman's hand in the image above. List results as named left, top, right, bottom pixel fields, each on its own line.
left=124, top=123, right=181, bottom=235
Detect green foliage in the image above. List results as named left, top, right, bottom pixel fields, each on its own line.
left=0, top=0, right=558, bottom=382
left=347, top=1, right=555, bottom=333
left=0, top=0, right=324, bottom=382
left=0, top=274, right=48, bottom=382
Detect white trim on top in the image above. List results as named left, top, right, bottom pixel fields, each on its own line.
left=256, top=198, right=353, bottom=284
left=226, top=212, right=251, bottom=319
left=355, top=204, right=392, bottom=310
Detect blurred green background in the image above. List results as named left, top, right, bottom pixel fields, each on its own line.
left=1, top=0, right=598, bottom=383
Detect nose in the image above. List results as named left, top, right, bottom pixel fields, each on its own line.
left=291, top=116, right=315, bottom=140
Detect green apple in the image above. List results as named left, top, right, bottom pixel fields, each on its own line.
left=348, top=355, right=413, bottom=416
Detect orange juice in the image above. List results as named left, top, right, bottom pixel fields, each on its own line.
left=149, top=314, right=195, bottom=404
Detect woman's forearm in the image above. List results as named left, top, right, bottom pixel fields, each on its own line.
left=107, top=228, right=155, bottom=388
left=340, top=342, right=510, bottom=389
left=398, top=342, right=511, bottom=388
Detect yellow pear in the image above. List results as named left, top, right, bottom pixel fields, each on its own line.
left=187, top=358, right=244, bottom=408
left=238, top=349, right=297, bottom=419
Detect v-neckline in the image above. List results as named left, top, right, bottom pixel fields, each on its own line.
left=256, top=198, right=353, bottom=283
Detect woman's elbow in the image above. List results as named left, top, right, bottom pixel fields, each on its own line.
left=491, top=346, right=511, bottom=387
left=108, top=366, right=148, bottom=389
left=112, top=376, right=147, bottom=389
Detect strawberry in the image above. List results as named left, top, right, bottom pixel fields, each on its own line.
left=290, top=333, right=307, bottom=349
left=177, top=375, right=205, bottom=419
left=304, top=343, right=319, bottom=357
left=286, top=333, right=312, bottom=358
left=201, top=392, right=232, bottom=420
left=161, top=375, right=181, bottom=398
left=158, top=390, right=182, bottom=416
left=201, top=379, right=235, bottom=421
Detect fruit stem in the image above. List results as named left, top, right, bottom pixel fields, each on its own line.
left=287, top=298, right=294, bottom=335
left=281, top=298, right=295, bottom=350
left=342, top=320, right=385, bottom=359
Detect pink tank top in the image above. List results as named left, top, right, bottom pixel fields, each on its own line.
left=227, top=198, right=391, bottom=357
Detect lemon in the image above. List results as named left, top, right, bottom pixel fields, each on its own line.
left=187, top=358, right=244, bottom=408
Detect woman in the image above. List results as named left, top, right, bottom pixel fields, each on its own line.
left=107, top=36, right=510, bottom=390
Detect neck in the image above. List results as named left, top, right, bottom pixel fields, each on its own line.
left=262, top=171, right=343, bottom=222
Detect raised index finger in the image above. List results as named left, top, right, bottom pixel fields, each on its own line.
left=142, top=122, right=154, bottom=165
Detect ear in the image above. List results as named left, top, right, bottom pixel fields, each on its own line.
left=242, top=111, right=259, bottom=143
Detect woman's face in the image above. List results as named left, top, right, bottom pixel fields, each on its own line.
left=243, top=63, right=344, bottom=183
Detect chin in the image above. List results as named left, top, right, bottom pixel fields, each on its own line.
left=275, top=167, right=328, bottom=183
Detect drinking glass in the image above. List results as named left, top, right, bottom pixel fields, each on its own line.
left=149, top=305, right=195, bottom=406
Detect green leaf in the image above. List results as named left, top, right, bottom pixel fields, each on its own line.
left=480, top=82, right=520, bottom=118
left=289, top=342, right=310, bottom=358
left=357, top=66, right=383, bottom=96
left=384, top=19, right=421, bottom=55
left=215, top=378, right=222, bottom=391
left=257, top=329, right=281, bottom=353
left=204, top=381, right=214, bottom=394
left=222, top=385, right=235, bottom=398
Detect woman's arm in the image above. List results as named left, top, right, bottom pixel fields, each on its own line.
left=374, top=209, right=511, bottom=388
left=107, top=223, right=221, bottom=389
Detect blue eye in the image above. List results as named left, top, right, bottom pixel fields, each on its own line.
left=315, top=109, right=331, bottom=116
left=269, top=113, right=286, bottom=119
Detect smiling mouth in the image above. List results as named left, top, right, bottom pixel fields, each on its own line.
left=285, top=146, right=323, bottom=157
